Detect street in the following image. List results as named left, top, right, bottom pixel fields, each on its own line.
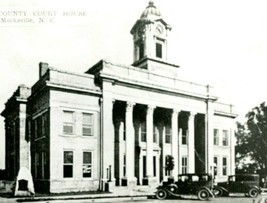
left=17, top=195, right=267, bottom=203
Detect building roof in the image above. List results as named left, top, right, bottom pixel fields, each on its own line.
left=140, top=1, right=161, bottom=21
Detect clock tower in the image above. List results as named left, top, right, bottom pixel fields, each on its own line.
left=130, top=1, right=172, bottom=69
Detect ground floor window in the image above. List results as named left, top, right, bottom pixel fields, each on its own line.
left=63, top=151, right=73, bottom=178
left=143, top=156, right=146, bottom=177
left=214, top=156, right=218, bottom=176
left=222, top=157, right=227, bottom=176
left=123, top=154, right=126, bottom=177
left=153, top=156, right=156, bottom=177
left=83, top=151, right=92, bottom=178
left=182, top=156, right=188, bottom=174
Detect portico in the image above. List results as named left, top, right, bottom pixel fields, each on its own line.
left=95, top=70, right=214, bottom=187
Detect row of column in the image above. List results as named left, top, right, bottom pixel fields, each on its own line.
left=101, top=95, right=211, bottom=187
left=125, top=102, right=197, bottom=184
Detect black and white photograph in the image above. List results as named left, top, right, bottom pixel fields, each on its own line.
left=0, top=0, right=267, bottom=202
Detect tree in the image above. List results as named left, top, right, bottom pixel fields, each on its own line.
left=236, top=102, right=267, bottom=175
left=165, top=155, right=174, bottom=175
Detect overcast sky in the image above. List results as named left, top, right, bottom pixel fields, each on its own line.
left=1, top=0, right=267, bottom=169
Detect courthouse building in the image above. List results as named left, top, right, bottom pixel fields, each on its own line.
left=2, top=1, right=237, bottom=193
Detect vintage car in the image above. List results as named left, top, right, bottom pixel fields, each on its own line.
left=155, top=173, right=214, bottom=200
left=214, top=174, right=261, bottom=198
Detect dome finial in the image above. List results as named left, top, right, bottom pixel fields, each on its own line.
left=149, top=1, right=154, bottom=6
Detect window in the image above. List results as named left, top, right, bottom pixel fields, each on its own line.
left=165, top=126, right=171, bottom=144
left=156, top=43, right=162, bottom=58
left=143, top=156, right=147, bottom=177
left=123, top=122, right=126, bottom=141
left=153, top=125, right=157, bottom=143
left=63, top=151, right=73, bottom=178
left=63, top=111, right=74, bottom=134
left=182, top=132, right=187, bottom=145
left=83, top=152, right=92, bottom=178
left=214, top=157, right=218, bottom=176
left=37, top=116, right=42, bottom=138
left=222, top=157, right=227, bottom=176
left=82, top=113, right=93, bottom=136
left=123, top=154, right=126, bottom=176
left=222, top=130, right=228, bottom=146
left=34, top=153, right=39, bottom=178
left=139, top=43, right=144, bottom=59
left=41, top=152, right=48, bottom=179
left=182, top=156, right=188, bottom=174
left=214, top=129, right=219, bottom=145
left=153, top=156, right=157, bottom=177
left=40, top=113, right=48, bottom=138
left=140, top=122, right=146, bottom=142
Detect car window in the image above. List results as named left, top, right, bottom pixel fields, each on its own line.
left=192, top=175, right=199, bottom=182
left=179, top=175, right=189, bottom=182
left=229, top=176, right=236, bottom=182
left=201, top=175, right=208, bottom=181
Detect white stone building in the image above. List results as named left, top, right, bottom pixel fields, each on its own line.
left=1, top=1, right=237, bottom=193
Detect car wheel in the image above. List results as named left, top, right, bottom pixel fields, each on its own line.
left=248, top=188, right=259, bottom=198
left=168, top=184, right=178, bottom=193
left=213, top=187, right=223, bottom=197
left=197, top=189, right=210, bottom=201
left=156, top=189, right=168, bottom=200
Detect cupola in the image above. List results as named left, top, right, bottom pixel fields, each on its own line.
left=130, top=1, right=172, bottom=69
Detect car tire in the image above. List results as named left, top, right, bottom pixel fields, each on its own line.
left=213, top=187, right=223, bottom=197
left=248, top=188, right=259, bottom=198
left=168, top=184, right=178, bottom=194
left=197, top=189, right=210, bottom=201
left=156, top=189, right=168, bottom=200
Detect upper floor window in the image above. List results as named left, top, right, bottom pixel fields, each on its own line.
left=141, top=122, right=146, bottom=142
left=156, top=43, right=162, bottom=58
left=222, top=130, right=229, bottom=146
left=63, top=111, right=74, bottom=134
left=83, top=151, right=92, bottom=178
left=82, top=113, right=93, bottom=136
left=165, top=126, right=171, bottom=144
left=214, top=129, right=219, bottom=145
left=139, top=43, right=144, bottom=60
left=182, top=130, right=187, bottom=145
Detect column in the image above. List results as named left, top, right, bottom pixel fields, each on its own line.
left=171, top=109, right=179, bottom=180
left=125, top=102, right=136, bottom=186
left=145, top=105, right=157, bottom=186
left=101, top=94, right=115, bottom=190
left=146, top=105, right=154, bottom=177
left=188, top=112, right=196, bottom=173
left=206, top=101, right=214, bottom=174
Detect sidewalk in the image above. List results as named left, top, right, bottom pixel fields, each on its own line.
left=0, top=186, right=156, bottom=203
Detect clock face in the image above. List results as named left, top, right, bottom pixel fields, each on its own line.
left=156, top=25, right=164, bottom=35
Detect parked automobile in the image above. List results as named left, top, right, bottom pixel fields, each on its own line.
left=214, top=174, right=261, bottom=198
left=155, top=173, right=214, bottom=201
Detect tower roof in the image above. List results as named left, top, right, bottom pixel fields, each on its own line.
left=140, top=1, right=161, bottom=20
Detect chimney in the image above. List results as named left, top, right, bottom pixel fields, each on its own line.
left=39, top=62, right=49, bottom=78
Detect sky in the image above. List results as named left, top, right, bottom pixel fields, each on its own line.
left=1, top=0, right=267, bottom=169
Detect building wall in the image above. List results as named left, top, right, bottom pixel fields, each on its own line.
left=213, top=114, right=235, bottom=182
left=49, top=89, right=100, bottom=193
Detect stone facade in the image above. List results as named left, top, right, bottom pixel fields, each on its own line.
left=1, top=1, right=237, bottom=193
